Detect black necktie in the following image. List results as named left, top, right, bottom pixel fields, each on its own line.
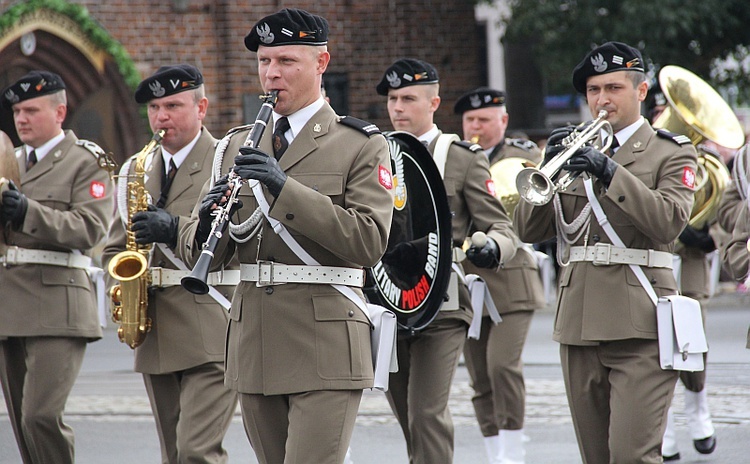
left=607, top=137, right=620, bottom=157
left=26, top=150, right=37, bottom=171
left=156, top=158, right=177, bottom=208
left=273, top=117, right=290, bottom=160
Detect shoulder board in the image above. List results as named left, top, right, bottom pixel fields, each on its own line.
left=507, top=138, right=538, bottom=151
left=75, top=139, right=105, bottom=159
left=224, top=124, right=253, bottom=138
left=656, top=129, right=692, bottom=146
left=453, top=140, right=482, bottom=152
left=339, top=116, right=382, bottom=136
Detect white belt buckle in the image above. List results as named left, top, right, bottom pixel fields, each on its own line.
left=3, top=246, right=20, bottom=267
left=256, top=260, right=276, bottom=287
left=592, top=243, right=612, bottom=266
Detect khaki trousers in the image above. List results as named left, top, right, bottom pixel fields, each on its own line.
left=0, top=336, right=86, bottom=464
left=561, top=339, right=679, bottom=464
left=386, top=317, right=467, bottom=464
left=464, top=311, right=534, bottom=435
left=239, top=389, right=362, bottom=464
left=143, top=361, right=238, bottom=464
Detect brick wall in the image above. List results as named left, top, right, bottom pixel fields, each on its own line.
left=1, top=0, right=484, bottom=136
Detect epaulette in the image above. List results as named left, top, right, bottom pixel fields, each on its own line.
left=339, top=116, right=382, bottom=136
left=656, top=129, right=692, bottom=145
left=507, top=138, right=538, bottom=151
left=225, top=124, right=253, bottom=138
left=75, top=139, right=105, bottom=159
left=453, top=140, right=482, bottom=152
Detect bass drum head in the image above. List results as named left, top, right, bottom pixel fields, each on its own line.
left=365, top=131, right=452, bottom=332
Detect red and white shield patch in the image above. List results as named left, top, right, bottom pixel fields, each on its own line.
left=485, top=179, right=497, bottom=197
left=90, top=181, right=106, bottom=199
left=379, top=165, right=393, bottom=189
left=682, top=167, right=696, bottom=189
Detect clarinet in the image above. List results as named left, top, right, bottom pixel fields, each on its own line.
left=181, top=90, right=279, bottom=295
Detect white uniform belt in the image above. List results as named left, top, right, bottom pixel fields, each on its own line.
left=149, top=268, right=241, bottom=288
left=240, top=262, right=364, bottom=287
left=568, top=244, right=673, bottom=269
left=0, top=246, right=91, bottom=269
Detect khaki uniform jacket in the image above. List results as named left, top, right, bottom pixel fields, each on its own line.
left=722, top=205, right=750, bottom=347
left=180, top=103, right=393, bottom=395
left=514, top=122, right=696, bottom=345
left=103, top=128, right=231, bottom=374
left=0, top=131, right=113, bottom=339
left=463, top=139, right=545, bottom=314
left=427, top=132, right=519, bottom=325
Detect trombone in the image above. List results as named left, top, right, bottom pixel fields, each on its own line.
left=516, top=110, right=614, bottom=206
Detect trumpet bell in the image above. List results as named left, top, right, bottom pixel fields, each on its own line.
left=655, top=65, right=745, bottom=149
left=490, top=157, right=537, bottom=216
left=516, top=167, right=555, bottom=206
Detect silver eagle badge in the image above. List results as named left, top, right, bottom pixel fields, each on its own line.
left=386, top=71, right=401, bottom=89
left=258, top=23, right=275, bottom=45
left=591, top=53, right=607, bottom=73
left=149, top=81, right=166, bottom=98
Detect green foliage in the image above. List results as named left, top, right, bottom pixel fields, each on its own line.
left=502, top=0, right=750, bottom=103
left=0, top=0, right=141, bottom=90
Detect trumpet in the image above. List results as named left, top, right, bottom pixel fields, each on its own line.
left=516, top=110, right=613, bottom=206
left=181, top=90, right=279, bottom=295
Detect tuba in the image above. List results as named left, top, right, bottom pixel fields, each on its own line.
left=653, top=65, right=742, bottom=230
left=108, top=130, right=165, bottom=349
left=490, top=157, right=537, bottom=218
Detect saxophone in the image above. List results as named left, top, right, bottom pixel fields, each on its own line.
left=108, top=130, right=165, bottom=349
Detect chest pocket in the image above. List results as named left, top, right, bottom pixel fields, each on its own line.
left=294, top=173, right=343, bottom=197
left=30, top=184, right=71, bottom=210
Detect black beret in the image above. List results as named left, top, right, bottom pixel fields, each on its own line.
left=453, top=87, right=506, bottom=114
left=244, top=8, right=329, bottom=52
left=572, top=41, right=645, bottom=94
left=376, top=58, right=439, bottom=96
left=134, top=64, right=204, bottom=104
left=2, top=70, right=65, bottom=109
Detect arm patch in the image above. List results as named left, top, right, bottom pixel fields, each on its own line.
left=339, top=116, right=382, bottom=136
left=656, top=129, right=692, bottom=146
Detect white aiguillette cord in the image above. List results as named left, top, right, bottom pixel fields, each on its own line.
left=583, top=178, right=658, bottom=305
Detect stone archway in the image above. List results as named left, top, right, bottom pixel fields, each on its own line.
left=0, top=5, right=144, bottom=163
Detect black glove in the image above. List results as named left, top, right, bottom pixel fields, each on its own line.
left=679, top=224, right=716, bottom=252
left=565, top=146, right=618, bottom=187
left=542, top=125, right=576, bottom=167
left=1, top=180, right=28, bottom=230
left=381, top=241, right=423, bottom=275
left=195, top=175, right=241, bottom=246
left=131, top=205, right=179, bottom=247
left=234, top=147, right=287, bottom=197
left=466, top=236, right=500, bottom=269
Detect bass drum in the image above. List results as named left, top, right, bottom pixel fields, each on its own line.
left=365, top=131, right=453, bottom=333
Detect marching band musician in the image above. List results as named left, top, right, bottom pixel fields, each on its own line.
left=376, top=58, right=520, bottom=464
left=647, top=87, right=718, bottom=461
left=720, top=142, right=750, bottom=349
left=514, top=42, right=697, bottom=463
left=454, top=87, right=546, bottom=464
left=179, top=8, right=393, bottom=464
left=102, top=64, right=238, bottom=463
left=0, top=71, right=115, bottom=464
